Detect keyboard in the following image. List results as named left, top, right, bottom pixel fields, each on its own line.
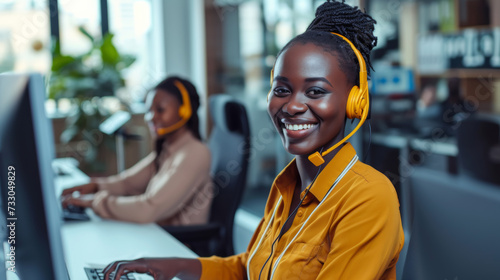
left=85, top=267, right=136, bottom=280
left=63, top=204, right=90, bottom=221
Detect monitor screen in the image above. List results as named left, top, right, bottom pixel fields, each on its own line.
left=401, top=167, right=500, bottom=279
left=0, top=73, right=69, bottom=280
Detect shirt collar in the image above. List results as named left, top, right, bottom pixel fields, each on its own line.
left=273, top=159, right=299, bottom=200
left=309, top=143, right=357, bottom=202
left=273, top=143, right=358, bottom=202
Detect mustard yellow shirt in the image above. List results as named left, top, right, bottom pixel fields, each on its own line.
left=199, top=143, right=404, bottom=279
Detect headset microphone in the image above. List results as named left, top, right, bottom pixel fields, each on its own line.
left=156, top=80, right=193, bottom=136
left=267, top=32, right=370, bottom=167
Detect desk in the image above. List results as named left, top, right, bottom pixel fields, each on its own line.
left=62, top=216, right=197, bottom=279
left=53, top=158, right=198, bottom=280
left=369, top=132, right=458, bottom=177
left=370, top=133, right=458, bottom=157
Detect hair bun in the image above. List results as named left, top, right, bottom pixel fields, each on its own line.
left=307, top=0, right=377, bottom=70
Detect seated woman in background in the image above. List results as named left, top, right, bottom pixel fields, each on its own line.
left=61, top=76, right=213, bottom=226
left=103, top=1, right=403, bottom=279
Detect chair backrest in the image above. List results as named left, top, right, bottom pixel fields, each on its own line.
left=207, top=94, right=250, bottom=256
left=457, top=117, right=500, bottom=185
left=399, top=167, right=500, bottom=279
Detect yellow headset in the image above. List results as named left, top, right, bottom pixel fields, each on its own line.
left=268, top=32, right=370, bottom=166
left=156, top=80, right=193, bottom=136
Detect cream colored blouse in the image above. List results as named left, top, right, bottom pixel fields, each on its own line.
left=91, top=130, right=213, bottom=226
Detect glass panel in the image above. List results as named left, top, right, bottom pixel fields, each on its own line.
left=58, top=0, right=101, bottom=55
left=0, top=0, right=51, bottom=73
left=108, top=0, right=155, bottom=103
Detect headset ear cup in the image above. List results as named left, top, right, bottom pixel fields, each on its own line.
left=346, top=86, right=360, bottom=119
left=179, top=105, right=191, bottom=119
left=178, top=106, right=186, bottom=118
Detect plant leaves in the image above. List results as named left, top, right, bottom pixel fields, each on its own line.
left=48, top=28, right=137, bottom=168
left=100, top=33, right=120, bottom=66
left=51, top=55, right=76, bottom=72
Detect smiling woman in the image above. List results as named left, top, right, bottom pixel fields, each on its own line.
left=101, top=1, right=404, bottom=280
left=60, top=76, right=213, bottom=227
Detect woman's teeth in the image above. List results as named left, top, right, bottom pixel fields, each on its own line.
left=284, top=123, right=316, bottom=131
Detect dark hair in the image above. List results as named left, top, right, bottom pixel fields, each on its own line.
left=152, top=76, right=202, bottom=170
left=277, top=0, right=377, bottom=86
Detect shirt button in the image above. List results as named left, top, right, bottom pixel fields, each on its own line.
left=297, top=210, right=303, bottom=217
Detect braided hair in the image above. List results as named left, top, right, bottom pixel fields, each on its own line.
left=277, top=0, right=377, bottom=86
left=152, top=76, right=202, bottom=171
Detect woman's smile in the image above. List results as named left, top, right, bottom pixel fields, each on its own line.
left=279, top=118, right=319, bottom=140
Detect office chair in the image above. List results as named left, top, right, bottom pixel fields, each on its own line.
left=163, top=94, right=250, bottom=257
left=397, top=166, right=500, bottom=279
left=457, top=116, right=500, bottom=185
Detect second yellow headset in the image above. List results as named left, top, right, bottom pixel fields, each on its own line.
left=156, top=80, right=192, bottom=136
left=268, top=32, right=370, bottom=166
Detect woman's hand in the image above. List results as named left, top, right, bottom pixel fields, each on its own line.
left=60, top=182, right=98, bottom=208
left=103, top=258, right=201, bottom=280
left=61, top=193, right=95, bottom=208
left=61, top=182, right=98, bottom=196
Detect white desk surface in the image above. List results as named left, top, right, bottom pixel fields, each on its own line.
left=53, top=158, right=198, bottom=280
left=62, top=216, right=197, bottom=279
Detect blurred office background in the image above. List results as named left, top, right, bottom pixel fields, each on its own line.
left=1, top=0, right=500, bottom=259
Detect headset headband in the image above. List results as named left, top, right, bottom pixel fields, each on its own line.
left=330, top=32, right=368, bottom=93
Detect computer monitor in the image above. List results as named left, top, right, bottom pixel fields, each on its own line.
left=0, top=73, right=69, bottom=279
left=399, top=166, right=500, bottom=279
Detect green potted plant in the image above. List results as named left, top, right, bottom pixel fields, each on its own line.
left=48, top=27, right=136, bottom=173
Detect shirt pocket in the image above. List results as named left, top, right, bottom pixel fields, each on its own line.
left=280, top=241, right=330, bottom=280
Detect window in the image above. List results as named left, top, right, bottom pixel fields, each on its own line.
left=58, top=0, right=102, bottom=55
left=0, top=0, right=51, bottom=73
left=108, top=0, right=157, bottom=103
